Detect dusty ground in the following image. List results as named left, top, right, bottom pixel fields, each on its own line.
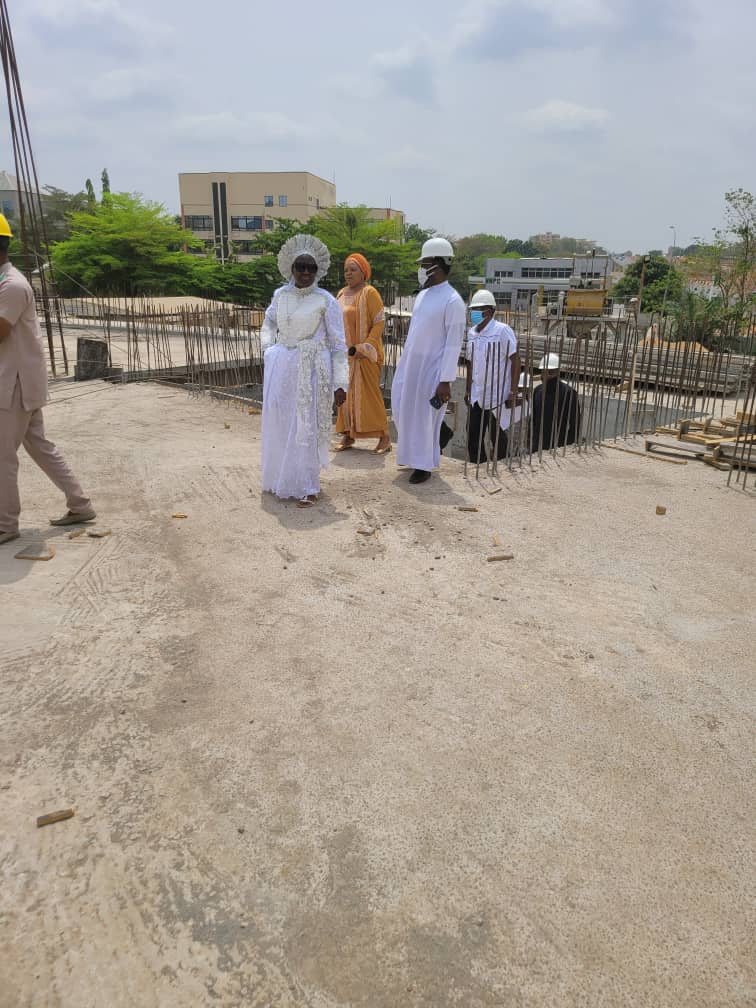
left=1, top=380, right=754, bottom=1008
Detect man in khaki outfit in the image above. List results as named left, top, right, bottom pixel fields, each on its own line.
left=0, top=214, right=95, bottom=545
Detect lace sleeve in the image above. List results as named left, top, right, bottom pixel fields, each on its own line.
left=324, top=292, right=348, bottom=390
left=260, top=290, right=280, bottom=351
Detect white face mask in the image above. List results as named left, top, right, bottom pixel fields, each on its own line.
left=417, top=265, right=437, bottom=287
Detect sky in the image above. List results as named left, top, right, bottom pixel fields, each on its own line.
left=4, top=0, right=756, bottom=253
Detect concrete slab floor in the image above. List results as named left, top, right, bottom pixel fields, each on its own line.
left=0, top=380, right=753, bottom=1008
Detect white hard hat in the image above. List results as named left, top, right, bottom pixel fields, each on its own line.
left=418, top=236, right=454, bottom=262
left=468, top=289, right=496, bottom=309
left=518, top=372, right=531, bottom=388
left=538, top=353, right=560, bottom=370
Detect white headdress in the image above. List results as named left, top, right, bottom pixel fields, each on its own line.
left=277, top=234, right=331, bottom=282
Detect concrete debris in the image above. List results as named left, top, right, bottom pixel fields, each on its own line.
left=36, top=809, right=75, bottom=828
left=487, top=553, right=514, bottom=562
left=87, top=529, right=112, bottom=538
left=14, top=544, right=55, bottom=561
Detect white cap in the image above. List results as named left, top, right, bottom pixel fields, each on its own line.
left=417, top=236, right=454, bottom=262
left=538, top=353, right=560, bottom=370
left=468, top=289, right=496, bottom=309
left=518, top=372, right=531, bottom=388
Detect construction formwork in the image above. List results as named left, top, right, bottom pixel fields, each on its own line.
left=50, top=295, right=756, bottom=490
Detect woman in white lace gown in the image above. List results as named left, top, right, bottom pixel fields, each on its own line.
left=260, top=235, right=348, bottom=506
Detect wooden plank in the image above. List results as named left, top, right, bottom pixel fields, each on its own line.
left=644, top=438, right=707, bottom=459
left=602, top=443, right=688, bottom=465
left=703, top=455, right=732, bottom=471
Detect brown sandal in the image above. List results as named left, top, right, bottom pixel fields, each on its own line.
left=334, top=437, right=355, bottom=452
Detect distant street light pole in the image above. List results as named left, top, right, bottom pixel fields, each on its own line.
left=661, top=226, right=677, bottom=314
left=637, top=254, right=650, bottom=315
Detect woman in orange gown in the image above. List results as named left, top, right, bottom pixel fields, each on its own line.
left=334, top=253, right=391, bottom=454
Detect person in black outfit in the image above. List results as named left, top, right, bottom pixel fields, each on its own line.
left=531, top=353, right=581, bottom=451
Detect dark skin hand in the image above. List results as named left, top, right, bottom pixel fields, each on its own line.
left=435, top=381, right=452, bottom=404
left=334, top=388, right=346, bottom=407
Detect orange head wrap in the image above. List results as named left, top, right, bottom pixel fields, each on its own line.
left=344, top=252, right=371, bottom=281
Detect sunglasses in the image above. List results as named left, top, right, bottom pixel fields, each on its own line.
left=293, top=262, right=318, bottom=273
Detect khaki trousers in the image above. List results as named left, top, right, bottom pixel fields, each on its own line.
left=0, top=380, right=91, bottom=534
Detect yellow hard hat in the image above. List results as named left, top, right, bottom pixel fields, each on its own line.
left=0, top=213, right=12, bottom=238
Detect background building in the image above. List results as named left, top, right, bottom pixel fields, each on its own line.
left=0, top=169, right=33, bottom=221
left=484, top=254, right=623, bottom=308
left=178, top=171, right=336, bottom=260
left=366, top=207, right=406, bottom=233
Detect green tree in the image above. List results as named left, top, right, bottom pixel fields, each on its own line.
left=101, top=168, right=110, bottom=195
left=405, top=222, right=434, bottom=244
left=51, top=192, right=200, bottom=296
left=41, top=186, right=89, bottom=244
left=683, top=190, right=756, bottom=320
left=248, top=218, right=308, bottom=256
left=85, top=178, right=97, bottom=211
left=670, top=291, right=736, bottom=351
left=188, top=255, right=281, bottom=305
left=503, top=238, right=541, bottom=256
left=612, top=255, right=683, bottom=313
left=306, top=204, right=420, bottom=301
left=445, top=233, right=511, bottom=299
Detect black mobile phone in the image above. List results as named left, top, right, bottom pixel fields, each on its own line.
left=429, top=394, right=443, bottom=409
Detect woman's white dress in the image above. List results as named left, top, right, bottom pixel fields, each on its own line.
left=261, top=283, right=348, bottom=500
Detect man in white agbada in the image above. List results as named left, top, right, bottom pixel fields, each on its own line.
left=464, top=289, right=520, bottom=463
left=391, top=238, right=466, bottom=484
left=261, top=235, right=348, bottom=507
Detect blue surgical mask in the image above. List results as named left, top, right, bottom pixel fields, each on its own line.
left=470, top=310, right=484, bottom=325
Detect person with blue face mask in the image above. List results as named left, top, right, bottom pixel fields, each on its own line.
left=464, top=289, right=521, bottom=464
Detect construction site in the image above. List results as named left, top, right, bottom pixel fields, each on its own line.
left=1, top=4, right=755, bottom=1007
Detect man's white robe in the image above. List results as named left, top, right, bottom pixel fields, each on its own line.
left=391, top=281, right=466, bottom=471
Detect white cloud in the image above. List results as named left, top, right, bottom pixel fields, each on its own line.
left=370, top=45, right=436, bottom=104
left=170, top=111, right=314, bottom=146
left=87, top=67, right=168, bottom=104
left=523, top=100, right=611, bottom=133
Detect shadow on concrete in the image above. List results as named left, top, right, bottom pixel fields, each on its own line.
left=391, top=471, right=468, bottom=506
left=260, top=491, right=350, bottom=531
left=329, top=445, right=394, bottom=471
left=0, top=524, right=83, bottom=587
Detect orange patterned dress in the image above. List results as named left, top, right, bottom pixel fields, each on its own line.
left=335, top=283, right=388, bottom=438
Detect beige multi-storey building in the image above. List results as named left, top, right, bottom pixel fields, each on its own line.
left=366, top=207, right=406, bottom=233
left=178, top=171, right=336, bottom=260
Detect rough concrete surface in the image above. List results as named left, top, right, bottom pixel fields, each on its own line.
left=1, top=380, right=754, bottom=1008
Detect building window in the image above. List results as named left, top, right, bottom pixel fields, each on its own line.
left=278, top=195, right=287, bottom=207
left=233, top=240, right=260, bottom=254
left=265, top=219, right=275, bottom=230
left=494, top=292, right=512, bottom=306
left=493, top=269, right=513, bottom=280
left=184, top=215, right=213, bottom=230
left=264, top=195, right=273, bottom=207
left=231, top=216, right=263, bottom=231
left=521, top=267, right=573, bottom=279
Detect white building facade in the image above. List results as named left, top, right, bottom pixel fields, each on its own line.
left=484, top=255, right=620, bottom=308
